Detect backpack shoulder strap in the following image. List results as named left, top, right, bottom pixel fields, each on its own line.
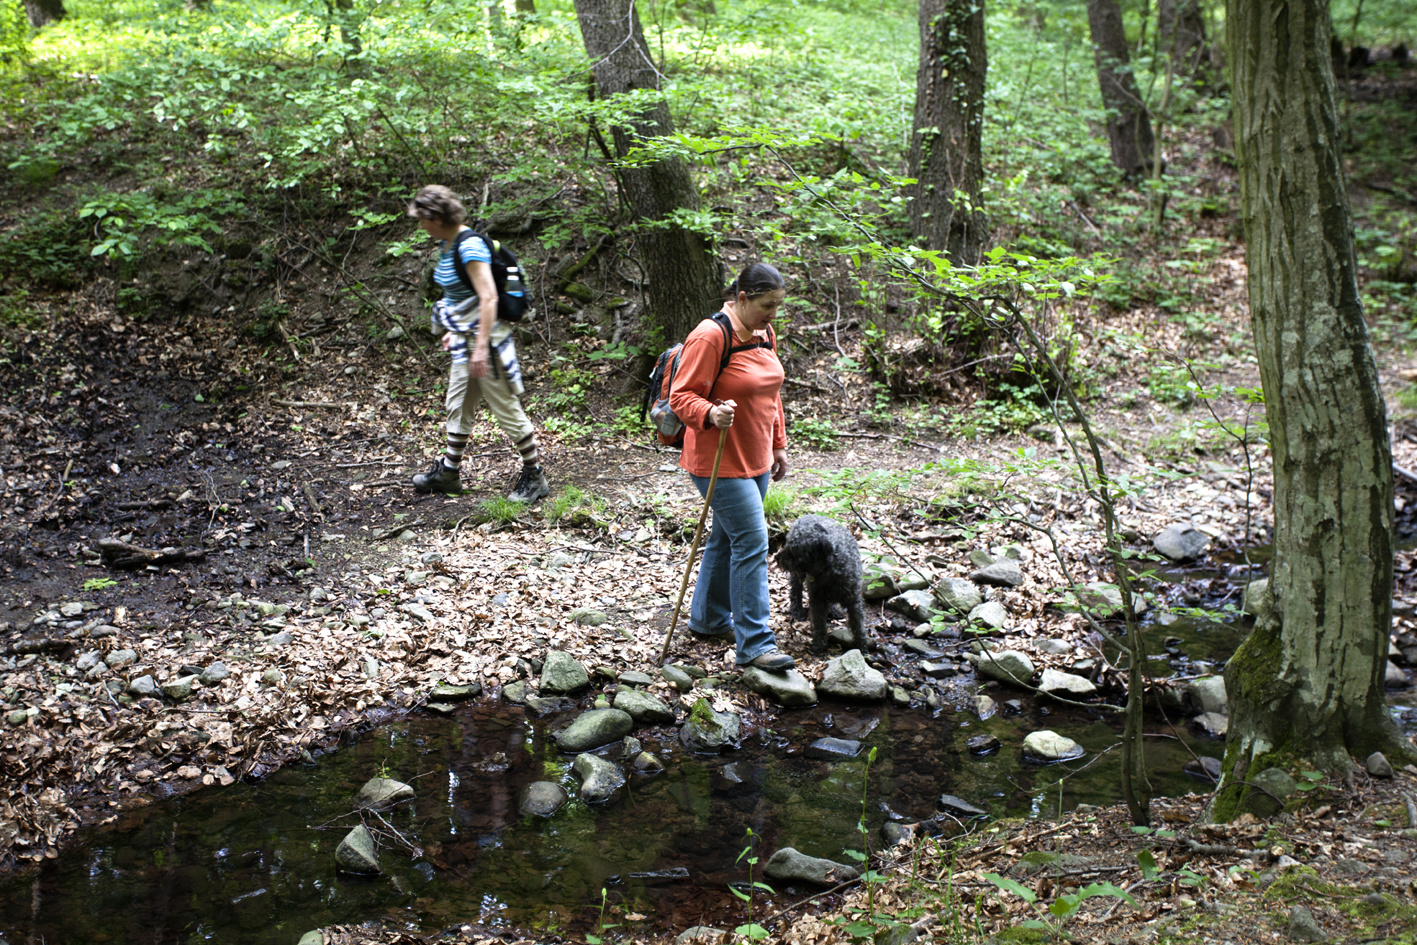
left=450, top=229, right=477, bottom=293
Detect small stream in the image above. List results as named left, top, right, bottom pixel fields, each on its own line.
left=0, top=690, right=1211, bottom=945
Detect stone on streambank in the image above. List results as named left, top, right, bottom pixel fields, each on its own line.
left=886, top=589, right=936, bottom=622
left=297, top=932, right=325, bottom=945
left=356, top=777, right=415, bottom=810
left=763, top=847, right=862, bottom=886
left=968, top=600, right=1010, bottom=630
left=540, top=651, right=590, bottom=695
left=1038, top=668, right=1097, bottom=698
left=676, top=928, right=731, bottom=945
left=613, top=689, right=676, bottom=725
left=555, top=708, right=634, bottom=753
left=1188, top=675, right=1227, bottom=714
left=969, top=557, right=1024, bottom=587
left=968, top=648, right=1035, bottom=686
left=335, top=825, right=380, bottom=874
left=862, top=563, right=902, bottom=600
left=1072, top=582, right=1149, bottom=617
left=740, top=667, right=816, bottom=706
left=429, top=681, right=482, bottom=702
left=679, top=700, right=741, bottom=754
left=573, top=753, right=626, bottom=804
left=1022, top=730, right=1084, bottom=763
left=934, top=577, right=983, bottom=613
left=519, top=781, right=569, bottom=817
left=817, top=649, right=886, bottom=702
left=1153, top=523, right=1210, bottom=562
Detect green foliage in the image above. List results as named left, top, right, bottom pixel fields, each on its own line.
left=545, top=485, right=609, bottom=529
left=985, top=871, right=1137, bottom=940
left=791, top=416, right=840, bottom=450
left=731, top=827, right=774, bottom=942
left=479, top=495, right=525, bottom=522
left=761, top=486, right=801, bottom=524
left=83, top=577, right=118, bottom=591
left=584, top=886, right=617, bottom=945
left=78, top=189, right=233, bottom=258
left=0, top=0, right=27, bottom=67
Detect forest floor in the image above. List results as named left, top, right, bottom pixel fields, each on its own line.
left=3, top=236, right=1417, bottom=944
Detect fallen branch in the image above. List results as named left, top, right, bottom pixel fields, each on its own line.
left=97, top=538, right=207, bottom=569
left=272, top=400, right=355, bottom=410
left=114, top=499, right=174, bottom=511
left=372, top=518, right=424, bottom=541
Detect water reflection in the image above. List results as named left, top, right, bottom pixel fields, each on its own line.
left=0, top=697, right=1212, bottom=945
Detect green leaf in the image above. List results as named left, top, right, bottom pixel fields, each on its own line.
left=586, top=936, right=601, bottom=944
left=843, top=920, right=877, bottom=938
left=730, top=886, right=750, bottom=902
left=1078, top=881, right=1137, bottom=906
left=1138, top=848, right=1159, bottom=881
left=984, top=872, right=1036, bottom=903
left=733, top=923, right=770, bottom=941
left=1050, top=895, right=1081, bottom=919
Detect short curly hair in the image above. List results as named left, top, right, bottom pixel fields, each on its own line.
left=407, top=185, right=466, bottom=226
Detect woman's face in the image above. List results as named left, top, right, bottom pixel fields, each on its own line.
left=736, top=288, right=786, bottom=332
left=418, top=215, right=457, bottom=241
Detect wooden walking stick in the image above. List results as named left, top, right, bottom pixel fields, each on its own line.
left=660, top=423, right=729, bottom=665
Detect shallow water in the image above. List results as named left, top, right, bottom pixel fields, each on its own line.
left=0, top=693, right=1212, bottom=945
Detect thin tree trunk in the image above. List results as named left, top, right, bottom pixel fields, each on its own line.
left=23, top=0, right=65, bottom=27
left=1214, top=0, right=1410, bottom=820
left=1158, top=0, right=1207, bottom=75
left=908, top=0, right=988, bottom=266
left=573, top=0, right=721, bottom=345
left=1087, top=0, right=1157, bottom=177
left=515, top=0, right=535, bottom=12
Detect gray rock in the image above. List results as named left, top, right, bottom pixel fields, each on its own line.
left=529, top=694, right=582, bottom=717
left=938, top=794, right=988, bottom=818
left=128, top=675, right=159, bottom=697
left=1188, top=676, right=1227, bottom=714
left=632, top=751, right=665, bottom=774
left=1245, top=767, right=1298, bottom=817
left=740, top=667, right=817, bottom=707
left=969, top=649, right=1035, bottom=686
left=555, top=708, right=635, bottom=753
left=889, top=686, right=911, bottom=706
left=1184, top=757, right=1222, bottom=782
left=966, top=734, right=1001, bottom=755
left=1038, top=668, right=1097, bottom=698
left=974, top=694, right=997, bottom=720
left=1036, top=639, right=1074, bottom=656
left=161, top=675, right=198, bottom=701
left=805, top=737, right=861, bottom=760
left=661, top=665, right=694, bottom=692
left=902, top=639, right=945, bottom=659
left=763, top=848, right=861, bottom=886
left=1193, top=712, right=1229, bottom=737
left=569, top=608, right=608, bottom=627
left=1022, top=730, right=1084, bottom=762
left=675, top=928, right=729, bottom=945
left=356, top=777, right=415, bottom=810
left=1242, top=578, right=1272, bottom=619
left=6, top=709, right=28, bottom=726
left=502, top=679, right=529, bottom=704
left=967, top=550, right=996, bottom=568
left=679, top=700, right=741, bottom=754
left=75, top=650, right=106, bottom=672
left=265, top=631, right=294, bottom=647
left=430, top=681, right=482, bottom=702
left=1153, top=523, right=1210, bottom=562
left=1286, top=905, right=1326, bottom=943
left=335, top=825, right=380, bottom=874
left=106, top=649, right=137, bottom=670
left=862, top=564, right=902, bottom=601
left=920, top=660, right=957, bottom=679
left=261, top=668, right=286, bottom=687
left=540, top=651, right=590, bottom=694
left=573, top=753, right=627, bottom=804
left=817, top=649, right=887, bottom=702
left=297, top=932, right=324, bottom=945
left=969, top=558, right=1024, bottom=587
left=886, top=589, right=936, bottom=622
left=934, top=577, right=983, bottom=613
left=968, top=600, right=1010, bottom=629
left=199, top=662, right=230, bottom=685
left=618, top=670, right=655, bottom=688
left=1075, top=581, right=1148, bottom=616
left=90, top=624, right=120, bottom=638
left=882, top=821, right=917, bottom=847
left=1386, top=661, right=1410, bottom=688
left=613, top=689, right=676, bottom=725
left=519, top=781, right=569, bottom=817
left=1365, top=751, right=1394, bottom=778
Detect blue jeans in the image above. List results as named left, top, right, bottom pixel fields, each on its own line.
left=688, top=472, right=778, bottom=665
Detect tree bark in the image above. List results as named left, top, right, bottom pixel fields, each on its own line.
left=908, top=0, right=988, bottom=266
left=23, top=0, right=65, bottom=27
left=1158, top=0, right=1207, bottom=75
left=1086, top=0, right=1157, bottom=177
left=1215, top=0, right=1411, bottom=819
left=515, top=0, right=536, bottom=12
left=573, top=0, right=721, bottom=345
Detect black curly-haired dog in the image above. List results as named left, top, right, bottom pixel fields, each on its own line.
left=775, top=514, right=868, bottom=654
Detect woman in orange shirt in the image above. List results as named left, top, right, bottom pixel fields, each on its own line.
left=669, top=263, right=793, bottom=672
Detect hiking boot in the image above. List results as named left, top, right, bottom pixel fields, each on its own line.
left=413, top=459, right=462, bottom=495
left=508, top=464, right=549, bottom=503
left=748, top=649, right=795, bottom=672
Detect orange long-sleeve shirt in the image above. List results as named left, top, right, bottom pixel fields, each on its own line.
left=669, top=316, right=787, bottom=479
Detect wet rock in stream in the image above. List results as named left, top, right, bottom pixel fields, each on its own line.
left=554, top=708, right=634, bottom=752
left=572, top=753, right=626, bottom=804
left=519, top=781, right=569, bottom=817
left=679, top=700, right=741, bottom=753
left=539, top=651, right=590, bottom=695
left=355, top=777, right=414, bottom=810
left=763, top=847, right=861, bottom=886
left=335, top=825, right=381, bottom=874
left=1022, top=730, right=1084, bottom=762
left=613, top=689, right=676, bottom=725
left=740, top=667, right=816, bottom=706
left=817, top=649, right=886, bottom=701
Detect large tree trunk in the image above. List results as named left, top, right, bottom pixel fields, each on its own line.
left=1086, top=0, right=1157, bottom=177
left=1158, top=0, right=1207, bottom=75
left=1214, top=0, right=1410, bottom=820
left=573, top=0, right=721, bottom=345
left=23, top=0, right=65, bottom=27
left=907, top=0, right=987, bottom=266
